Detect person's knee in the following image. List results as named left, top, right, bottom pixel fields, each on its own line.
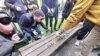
left=34, top=27, right=41, bottom=35
left=25, top=32, right=31, bottom=37
left=36, top=30, right=41, bottom=35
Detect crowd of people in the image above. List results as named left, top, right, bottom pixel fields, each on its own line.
left=0, top=0, right=59, bottom=55
left=0, top=0, right=100, bottom=56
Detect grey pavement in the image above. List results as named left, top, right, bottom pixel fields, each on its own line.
left=52, top=36, right=98, bottom=56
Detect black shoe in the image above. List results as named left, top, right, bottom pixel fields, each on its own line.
left=34, top=35, right=41, bottom=40
left=35, top=38, right=41, bottom=40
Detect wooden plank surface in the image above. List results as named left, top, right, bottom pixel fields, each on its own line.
left=18, top=23, right=82, bottom=56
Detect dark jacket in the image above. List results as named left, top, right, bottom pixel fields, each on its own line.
left=41, top=0, right=58, bottom=16
left=4, top=0, right=28, bottom=22
left=62, top=0, right=74, bottom=18
left=19, top=13, right=47, bottom=33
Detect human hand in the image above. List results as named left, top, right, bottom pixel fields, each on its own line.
left=55, top=29, right=65, bottom=37
left=48, top=8, right=51, bottom=13
left=51, top=8, right=54, bottom=13
left=15, top=6, right=21, bottom=11
left=33, top=30, right=38, bottom=35
left=11, top=33, right=20, bottom=43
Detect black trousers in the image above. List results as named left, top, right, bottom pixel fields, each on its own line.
left=59, top=17, right=65, bottom=28
left=45, top=16, right=58, bottom=32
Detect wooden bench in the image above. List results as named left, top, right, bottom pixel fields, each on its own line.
left=15, top=23, right=82, bottom=56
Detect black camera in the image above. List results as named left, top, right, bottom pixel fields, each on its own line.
left=16, top=32, right=24, bottom=39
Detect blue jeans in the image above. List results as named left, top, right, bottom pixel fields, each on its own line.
left=33, top=25, right=41, bottom=35
left=23, top=25, right=41, bottom=41
left=23, top=30, right=32, bottom=42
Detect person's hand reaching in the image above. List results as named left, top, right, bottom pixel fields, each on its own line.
left=55, top=29, right=65, bottom=37
left=15, top=6, right=22, bottom=11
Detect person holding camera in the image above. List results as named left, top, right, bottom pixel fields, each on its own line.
left=0, top=11, right=23, bottom=56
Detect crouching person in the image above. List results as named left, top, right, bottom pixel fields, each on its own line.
left=0, top=11, right=22, bottom=56
left=19, top=9, right=46, bottom=40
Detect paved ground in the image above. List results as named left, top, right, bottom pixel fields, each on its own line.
left=52, top=36, right=99, bottom=56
